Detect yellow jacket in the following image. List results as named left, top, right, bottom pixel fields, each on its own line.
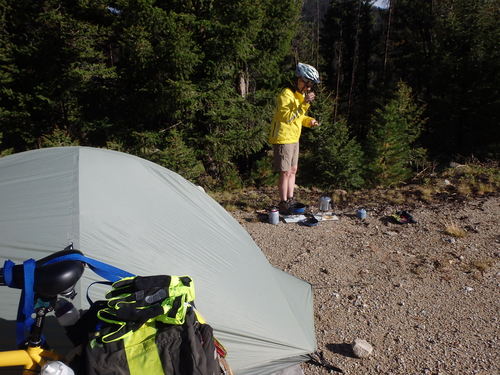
left=268, top=88, right=314, bottom=144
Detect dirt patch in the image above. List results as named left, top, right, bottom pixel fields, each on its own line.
left=230, top=195, right=499, bottom=375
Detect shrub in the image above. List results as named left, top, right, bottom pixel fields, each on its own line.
left=300, top=90, right=365, bottom=190
left=365, top=82, right=427, bottom=187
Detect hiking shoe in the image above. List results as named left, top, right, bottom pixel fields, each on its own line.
left=278, top=200, right=290, bottom=215
left=286, top=197, right=296, bottom=206
left=391, top=210, right=417, bottom=224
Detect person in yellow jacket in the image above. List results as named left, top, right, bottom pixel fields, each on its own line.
left=269, top=63, right=320, bottom=214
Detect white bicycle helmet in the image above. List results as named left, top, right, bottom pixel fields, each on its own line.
left=296, top=62, right=320, bottom=84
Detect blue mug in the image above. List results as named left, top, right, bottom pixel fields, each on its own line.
left=356, top=208, right=367, bottom=220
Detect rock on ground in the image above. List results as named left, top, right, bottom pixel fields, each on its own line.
left=352, top=338, right=373, bottom=358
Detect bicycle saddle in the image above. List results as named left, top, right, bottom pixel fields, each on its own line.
left=5, top=249, right=85, bottom=299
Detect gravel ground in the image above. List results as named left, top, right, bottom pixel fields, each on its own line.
left=231, top=195, right=499, bottom=375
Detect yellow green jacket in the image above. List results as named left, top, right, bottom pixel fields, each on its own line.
left=268, top=88, right=314, bottom=144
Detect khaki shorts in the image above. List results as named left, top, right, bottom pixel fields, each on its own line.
left=272, top=143, right=299, bottom=172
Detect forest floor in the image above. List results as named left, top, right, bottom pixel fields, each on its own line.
left=228, top=186, right=499, bottom=375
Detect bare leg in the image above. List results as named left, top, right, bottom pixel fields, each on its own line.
left=279, top=171, right=289, bottom=202
left=279, top=167, right=297, bottom=202
left=287, top=166, right=297, bottom=199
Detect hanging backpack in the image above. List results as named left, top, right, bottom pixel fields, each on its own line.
left=66, top=275, right=231, bottom=375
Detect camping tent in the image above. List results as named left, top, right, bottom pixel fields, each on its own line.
left=0, top=147, right=316, bottom=374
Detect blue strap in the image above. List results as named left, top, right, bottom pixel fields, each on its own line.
left=15, top=259, right=36, bottom=346
left=43, top=254, right=135, bottom=282
left=4, top=253, right=134, bottom=345
left=3, top=260, right=14, bottom=286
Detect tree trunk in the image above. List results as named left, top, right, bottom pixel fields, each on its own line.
left=383, top=0, right=395, bottom=85
left=238, top=64, right=249, bottom=98
left=347, top=0, right=362, bottom=121
left=334, top=26, right=343, bottom=123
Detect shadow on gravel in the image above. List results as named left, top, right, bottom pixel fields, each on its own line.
left=342, top=213, right=358, bottom=220
left=326, top=343, right=357, bottom=358
left=379, top=215, right=394, bottom=225
left=307, top=351, right=344, bottom=373
left=242, top=211, right=268, bottom=223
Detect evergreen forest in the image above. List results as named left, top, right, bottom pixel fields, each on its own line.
left=1, top=0, right=498, bottom=191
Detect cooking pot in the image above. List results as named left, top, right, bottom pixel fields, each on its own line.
left=319, top=196, right=331, bottom=211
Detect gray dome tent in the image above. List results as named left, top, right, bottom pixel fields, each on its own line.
left=0, top=147, right=316, bottom=374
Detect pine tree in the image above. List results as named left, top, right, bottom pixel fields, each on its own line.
left=125, top=129, right=206, bottom=183
left=0, top=0, right=116, bottom=151
left=365, top=81, right=426, bottom=186
left=0, top=0, right=303, bottom=187
left=428, top=0, right=500, bottom=158
left=300, top=88, right=365, bottom=190
left=183, top=0, right=302, bottom=188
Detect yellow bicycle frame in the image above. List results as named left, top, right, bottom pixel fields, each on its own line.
left=0, top=346, right=61, bottom=374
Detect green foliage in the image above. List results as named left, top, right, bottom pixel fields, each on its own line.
left=0, top=132, right=14, bottom=157
left=247, top=152, right=278, bottom=188
left=0, top=0, right=303, bottom=188
left=300, top=88, right=365, bottom=190
left=197, top=86, right=270, bottom=188
left=303, top=119, right=365, bottom=189
left=319, top=0, right=376, bottom=136
left=40, top=128, right=79, bottom=148
left=0, top=0, right=116, bottom=150
left=428, top=0, right=500, bottom=157
left=1, top=0, right=497, bottom=192
left=318, top=0, right=499, bottom=160
left=127, top=130, right=205, bottom=184
left=365, top=81, right=427, bottom=186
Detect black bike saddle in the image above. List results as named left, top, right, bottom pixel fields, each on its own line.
left=3, top=249, right=85, bottom=299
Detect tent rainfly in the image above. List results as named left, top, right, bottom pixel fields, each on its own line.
left=0, top=147, right=316, bottom=375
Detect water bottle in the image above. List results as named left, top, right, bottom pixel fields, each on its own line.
left=54, top=298, right=80, bottom=327
left=41, top=361, right=75, bottom=375
left=268, top=207, right=279, bottom=225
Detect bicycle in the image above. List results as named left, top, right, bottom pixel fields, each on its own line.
left=0, top=249, right=85, bottom=374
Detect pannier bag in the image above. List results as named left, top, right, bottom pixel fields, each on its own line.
left=67, top=275, right=232, bottom=375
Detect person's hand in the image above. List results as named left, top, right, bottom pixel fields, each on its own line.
left=304, top=91, right=315, bottom=103
left=310, top=119, right=320, bottom=127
